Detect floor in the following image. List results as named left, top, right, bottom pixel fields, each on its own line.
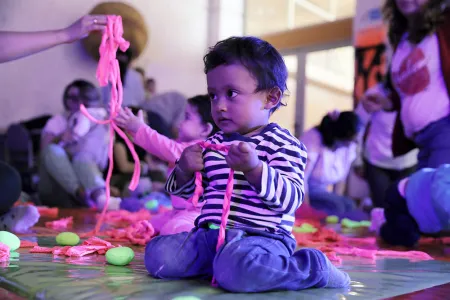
left=0, top=208, right=449, bottom=300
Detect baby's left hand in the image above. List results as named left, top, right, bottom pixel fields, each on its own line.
left=226, top=142, right=260, bottom=173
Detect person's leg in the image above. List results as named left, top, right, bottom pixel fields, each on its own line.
left=38, top=156, right=81, bottom=208
left=364, top=161, right=392, bottom=208
left=145, top=227, right=217, bottom=279
left=213, top=229, right=350, bottom=292
left=0, top=162, right=39, bottom=232
left=414, top=116, right=450, bottom=169
left=40, top=144, right=82, bottom=199
left=379, top=182, right=420, bottom=247
left=309, top=185, right=356, bottom=215
left=394, top=165, right=417, bottom=181
left=71, top=155, right=121, bottom=210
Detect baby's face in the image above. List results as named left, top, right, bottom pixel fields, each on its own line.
left=177, top=103, right=207, bottom=142
left=65, top=87, right=82, bottom=113
left=206, top=64, right=269, bottom=136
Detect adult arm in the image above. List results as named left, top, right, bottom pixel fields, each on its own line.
left=0, top=15, right=106, bottom=63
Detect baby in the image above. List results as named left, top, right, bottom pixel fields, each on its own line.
left=143, top=36, right=350, bottom=293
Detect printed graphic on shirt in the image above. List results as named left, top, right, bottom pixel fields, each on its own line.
left=392, top=48, right=430, bottom=96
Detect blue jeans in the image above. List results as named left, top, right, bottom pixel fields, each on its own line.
left=415, top=116, right=450, bottom=169
left=145, top=227, right=331, bottom=292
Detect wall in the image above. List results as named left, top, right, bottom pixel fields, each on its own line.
left=0, top=0, right=210, bottom=129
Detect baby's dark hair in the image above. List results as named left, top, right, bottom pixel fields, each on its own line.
left=203, top=36, right=288, bottom=112
left=188, top=95, right=220, bottom=136
left=383, top=0, right=450, bottom=46
left=63, top=79, right=100, bottom=110
left=317, top=111, right=362, bottom=148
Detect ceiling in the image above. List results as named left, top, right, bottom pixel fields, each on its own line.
left=245, top=0, right=356, bottom=36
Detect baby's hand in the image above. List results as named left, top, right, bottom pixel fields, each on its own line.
left=178, top=144, right=204, bottom=176
left=226, top=142, right=260, bottom=173
left=115, top=107, right=145, bottom=135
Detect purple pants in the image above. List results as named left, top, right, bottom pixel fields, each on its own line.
left=414, top=116, right=450, bottom=170
left=145, top=227, right=333, bottom=292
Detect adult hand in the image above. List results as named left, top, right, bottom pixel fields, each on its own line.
left=62, top=15, right=108, bottom=43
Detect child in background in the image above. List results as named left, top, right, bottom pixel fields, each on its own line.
left=301, top=111, right=364, bottom=219
left=379, top=164, right=450, bottom=247
left=115, top=95, right=219, bottom=235
left=61, top=87, right=121, bottom=211
left=144, top=36, right=350, bottom=292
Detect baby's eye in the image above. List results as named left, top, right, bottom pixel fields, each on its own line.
left=226, top=90, right=238, bottom=99
left=208, top=93, right=217, bottom=101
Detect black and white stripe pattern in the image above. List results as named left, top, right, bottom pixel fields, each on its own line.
left=166, top=123, right=307, bottom=235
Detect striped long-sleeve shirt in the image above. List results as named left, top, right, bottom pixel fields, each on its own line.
left=165, top=123, right=307, bottom=236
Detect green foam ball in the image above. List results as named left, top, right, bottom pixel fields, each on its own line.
left=106, top=247, right=135, bottom=266
left=0, top=231, right=20, bottom=251
left=359, top=220, right=372, bottom=227
left=341, top=218, right=360, bottom=228
left=145, top=199, right=159, bottom=210
left=326, top=215, right=339, bottom=224
left=293, top=223, right=317, bottom=233
left=56, top=232, right=80, bottom=246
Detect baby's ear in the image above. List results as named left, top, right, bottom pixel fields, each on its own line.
left=202, top=122, right=214, bottom=137
left=264, top=87, right=282, bottom=110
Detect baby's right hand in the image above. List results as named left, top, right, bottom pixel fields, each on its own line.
left=115, top=107, right=145, bottom=135
left=178, top=144, right=204, bottom=176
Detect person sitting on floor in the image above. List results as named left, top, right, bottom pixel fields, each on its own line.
left=378, top=164, right=450, bottom=247
left=143, top=36, right=350, bottom=292
left=301, top=110, right=366, bottom=220
left=39, top=79, right=120, bottom=210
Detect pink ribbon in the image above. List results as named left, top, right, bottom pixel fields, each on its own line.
left=193, top=141, right=234, bottom=286
left=80, top=15, right=140, bottom=234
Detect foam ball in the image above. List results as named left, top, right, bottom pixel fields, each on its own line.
left=293, top=223, right=317, bottom=233
left=106, top=247, right=135, bottom=266
left=0, top=231, right=20, bottom=251
left=326, top=215, right=339, bottom=224
left=172, top=297, right=201, bottom=300
left=359, top=220, right=372, bottom=227
left=341, top=218, right=360, bottom=228
left=145, top=199, right=159, bottom=210
left=56, top=232, right=80, bottom=246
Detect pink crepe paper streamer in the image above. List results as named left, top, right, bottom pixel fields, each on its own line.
left=105, top=220, right=155, bottom=245
left=20, top=240, right=38, bottom=248
left=0, top=242, right=10, bottom=262
left=330, top=246, right=433, bottom=261
left=80, top=15, right=140, bottom=235
left=29, top=237, right=115, bottom=257
left=193, top=141, right=232, bottom=286
left=98, top=209, right=151, bottom=227
left=45, top=216, right=73, bottom=230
